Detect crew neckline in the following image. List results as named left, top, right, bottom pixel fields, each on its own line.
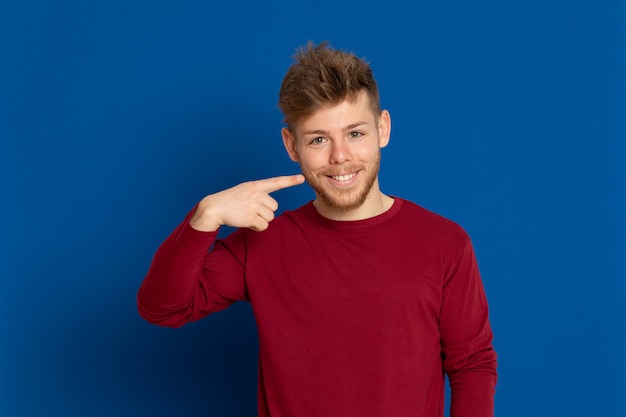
left=302, top=197, right=403, bottom=229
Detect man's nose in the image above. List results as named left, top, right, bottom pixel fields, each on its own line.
left=329, top=140, right=351, bottom=164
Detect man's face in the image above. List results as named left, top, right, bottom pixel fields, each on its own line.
left=282, top=91, right=391, bottom=216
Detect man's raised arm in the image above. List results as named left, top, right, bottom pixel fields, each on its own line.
left=137, top=174, right=305, bottom=327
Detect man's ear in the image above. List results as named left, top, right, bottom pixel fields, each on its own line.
left=378, top=110, right=391, bottom=148
left=281, top=127, right=300, bottom=162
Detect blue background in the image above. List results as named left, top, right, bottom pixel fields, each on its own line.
left=2, top=1, right=624, bottom=416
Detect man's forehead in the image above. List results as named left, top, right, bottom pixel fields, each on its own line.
left=294, top=94, right=377, bottom=133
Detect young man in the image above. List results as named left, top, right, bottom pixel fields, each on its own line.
left=138, top=42, right=497, bottom=417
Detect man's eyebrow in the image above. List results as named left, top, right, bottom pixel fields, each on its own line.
left=344, top=122, right=367, bottom=131
left=302, top=122, right=368, bottom=136
left=302, top=129, right=328, bottom=136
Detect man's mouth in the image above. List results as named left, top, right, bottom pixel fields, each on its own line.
left=329, top=172, right=357, bottom=182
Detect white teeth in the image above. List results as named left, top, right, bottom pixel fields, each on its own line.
left=332, top=173, right=356, bottom=182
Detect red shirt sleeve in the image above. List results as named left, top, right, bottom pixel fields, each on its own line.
left=440, top=237, right=498, bottom=417
left=137, top=209, right=247, bottom=327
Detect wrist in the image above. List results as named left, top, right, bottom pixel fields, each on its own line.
left=189, top=199, right=222, bottom=232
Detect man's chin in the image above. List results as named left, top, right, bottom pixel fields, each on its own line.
left=315, top=190, right=368, bottom=213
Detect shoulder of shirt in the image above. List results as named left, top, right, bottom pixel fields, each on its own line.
left=236, top=199, right=471, bottom=249
left=395, top=198, right=472, bottom=244
left=279, top=199, right=467, bottom=235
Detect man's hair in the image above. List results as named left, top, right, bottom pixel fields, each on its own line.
left=278, top=41, right=381, bottom=129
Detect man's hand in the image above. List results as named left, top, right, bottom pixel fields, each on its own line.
left=189, top=174, right=306, bottom=232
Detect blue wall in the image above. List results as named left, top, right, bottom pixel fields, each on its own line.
left=2, top=1, right=624, bottom=416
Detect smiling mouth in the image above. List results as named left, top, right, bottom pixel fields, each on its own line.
left=328, top=172, right=357, bottom=182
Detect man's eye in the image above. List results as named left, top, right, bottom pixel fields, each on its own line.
left=349, top=132, right=362, bottom=138
left=310, top=137, right=326, bottom=145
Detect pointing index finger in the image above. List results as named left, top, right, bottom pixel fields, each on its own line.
left=258, top=174, right=306, bottom=194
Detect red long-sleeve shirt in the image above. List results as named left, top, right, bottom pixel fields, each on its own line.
left=138, top=198, right=497, bottom=417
